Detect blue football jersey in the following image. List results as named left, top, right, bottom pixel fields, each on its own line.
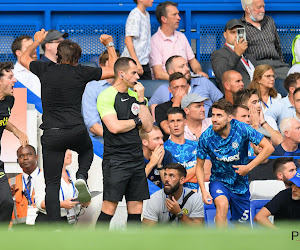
left=197, top=119, right=264, bottom=194
left=164, top=139, right=199, bottom=190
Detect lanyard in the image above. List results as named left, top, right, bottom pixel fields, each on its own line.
left=260, top=96, right=272, bottom=109
left=167, top=189, right=185, bottom=221
left=225, top=44, right=250, bottom=67
left=60, top=170, right=76, bottom=201
left=22, top=169, right=41, bottom=205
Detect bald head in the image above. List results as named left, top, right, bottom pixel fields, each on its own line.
left=222, top=70, right=244, bottom=93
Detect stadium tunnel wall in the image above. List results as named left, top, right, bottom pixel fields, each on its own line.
left=1, top=0, right=300, bottom=65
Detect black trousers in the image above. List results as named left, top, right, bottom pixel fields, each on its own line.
left=41, top=125, right=93, bottom=222
left=0, top=161, right=13, bottom=223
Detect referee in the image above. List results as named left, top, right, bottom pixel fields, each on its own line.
left=19, top=29, right=117, bottom=222
left=97, top=57, right=153, bottom=225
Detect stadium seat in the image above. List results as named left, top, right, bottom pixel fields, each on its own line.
left=274, top=78, right=288, bottom=97
left=249, top=199, right=272, bottom=227
left=204, top=203, right=232, bottom=227
left=249, top=180, right=285, bottom=200
left=140, top=80, right=168, bottom=99
left=78, top=61, right=98, bottom=68
left=200, top=61, right=215, bottom=79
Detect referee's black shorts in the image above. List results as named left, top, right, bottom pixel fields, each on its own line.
left=102, top=158, right=150, bottom=202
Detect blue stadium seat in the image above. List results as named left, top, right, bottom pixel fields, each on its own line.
left=140, top=80, right=168, bottom=99
left=204, top=203, right=232, bottom=227
left=274, top=78, right=288, bottom=97
left=250, top=199, right=270, bottom=227
left=200, top=61, right=215, bottom=78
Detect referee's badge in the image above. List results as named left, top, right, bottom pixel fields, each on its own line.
left=131, top=103, right=140, bottom=115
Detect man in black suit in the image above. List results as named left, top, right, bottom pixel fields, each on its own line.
left=211, top=19, right=257, bottom=93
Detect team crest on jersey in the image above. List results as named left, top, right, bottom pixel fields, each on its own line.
left=131, top=103, right=140, bottom=115
left=182, top=208, right=189, bottom=214
left=232, top=141, right=239, bottom=149
left=216, top=189, right=223, bottom=194
left=192, top=150, right=197, bottom=155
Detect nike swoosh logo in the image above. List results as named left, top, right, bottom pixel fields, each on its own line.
left=121, top=98, right=129, bottom=102
left=174, top=154, right=181, bottom=157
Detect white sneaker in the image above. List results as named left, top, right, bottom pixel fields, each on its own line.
left=75, top=179, right=91, bottom=203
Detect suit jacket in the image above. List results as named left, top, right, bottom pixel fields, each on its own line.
left=211, top=45, right=258, bottom=93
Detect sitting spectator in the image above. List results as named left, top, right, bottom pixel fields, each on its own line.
left=155, top=72, right=189, bottom=141
left=11, top=36, right=41, bottom=97
left=149, top=1, right=208, bottom=80
left=254, top=169, right=300, bottom=228
left=143, top=163, right=204, bottom=225
left=82, top=50, right=120, bottom=143
left=288, top=34, right=300, bottom=75
left=240, top=0, right=289, bottom=79
left=121, top=0, right=153, bottom=79
left=265, top=73, right=300, bottom=131
left=35, top=150, right=89, bottom=224
left=9, top=145, right=40, bottom=226
left=293, top=87, right=300, bottom=121
left=40, top=29, right=68, bottom=63
left=164, top=108, right=198, bottom=190
left=211, top=19, right=257, bottom=91
left=234, top=89, right=283, bottom=145
left=140, top=126, right=173, bottom=188
left=222, top=70, right=244, bottom=104
left=272, top=117, right=300, bottom=168
left=248, top=65, right=282, bottom=114
left=149, top=55, right=222, bottom=118
left=273, top=157, right=297, bottom=188
left=232, top=104, right=250, bottom=124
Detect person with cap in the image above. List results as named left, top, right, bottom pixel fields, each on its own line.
left=40, top=29, right=68, bottom=63
left=164, top=107, right=199, bottom=191
left=19, top=29, right=117, bottom=223
left=254, top=168, right=300, bottom=228
left=211, top=18, right=257, bottom=92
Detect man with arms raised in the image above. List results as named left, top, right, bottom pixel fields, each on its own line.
left=196, top=99, right=273, bottom=227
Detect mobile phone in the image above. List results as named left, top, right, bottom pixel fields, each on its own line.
left=237, top=28, right=246, bottom=42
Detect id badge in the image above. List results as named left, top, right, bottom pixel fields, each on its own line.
left=26, top=205, right=38, bottom=225
left=66, top=208, right=77, bottom=224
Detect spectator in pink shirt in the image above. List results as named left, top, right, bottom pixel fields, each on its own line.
left=150, top=1, right=208, bottom=80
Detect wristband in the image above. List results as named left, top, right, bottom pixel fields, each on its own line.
left=156, top=166, right=164, bottom=171
left=137, top=100, right=147, bottom=105
left=260, top=121, right=267, bottom=127
left=133, top=117, right=142, bottom=127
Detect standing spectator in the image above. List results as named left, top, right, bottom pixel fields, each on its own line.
left=248, top=65, right=281, bottom=114
left=121, top=0, right=153, bottom=79
left=211, top=19, right=257, bottom=91
left=196, top=99, right=274, bottom=227
left=155, top=72, right=189, bottom=141
left=143, top=163, right=204, bottom=225
left=97, top=57, right=153, bottom=225
left=273, top=157, right=297, bottom=188
left=11, top=36, right=41, bottom=97
left=20, top=29, right=117, bottom=222
left=164, top=108, right=198, bottom=190
left=240, top=0, right=289, bottom=79
left=149, top=56, right=223, bottom=118
left=254, top=169, right=300, bottom=228
left=140, top=126, right=173, bottom=188
left=150, top=1, right=207, bottom=80
left=0, top=62, right=28, bottom=223
left=40, top=29, right=68, bottom=63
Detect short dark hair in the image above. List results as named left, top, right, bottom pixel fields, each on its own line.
left=165, top=163, right=187, bottom=177
left=167, top=107, right=186, bottom=120
left=273, top=157, right=294, bottom=176
left=133, top=0, right=137, bottom=4
left=293, top=87, right=300, bottom=97
left=284, top=73, right=300, bottom=92
left=232, top=104, right=249, bottom=117
left=233, top=89, right=258, bottom=106
left=99, top=49, right=120, bottom=67
left=169, top=72, right=186, bottom=85
left=11, top=35, right=32, bottom=58
left=114, top=57, right=137, bottom=78
left=156, top=1, right=178, bottom=25
left=212, top=99, right=234, bottom=115
left=17, top=144, right=37, bottom=156
left=57, top=40, right=82, bottom=65
left=165, top=55, right=181, bottom=73
left=0, top=62, right=14, bottom=78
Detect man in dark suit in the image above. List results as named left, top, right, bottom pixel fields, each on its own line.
left=211, top=19, right=257, bottom=93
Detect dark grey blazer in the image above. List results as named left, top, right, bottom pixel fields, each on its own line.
left=211, top=45, right=258, bottom=93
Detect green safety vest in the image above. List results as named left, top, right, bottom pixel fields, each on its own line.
left=292, top=34, right=300, bottom=65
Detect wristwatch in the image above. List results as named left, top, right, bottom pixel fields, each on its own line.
left=105, top=42, right=115, bottom=48
left=137, top=100, right=147, bottom=105
left=177, top=210, right=184, bottom=219
left=133, top=117, right=142, bottom=127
